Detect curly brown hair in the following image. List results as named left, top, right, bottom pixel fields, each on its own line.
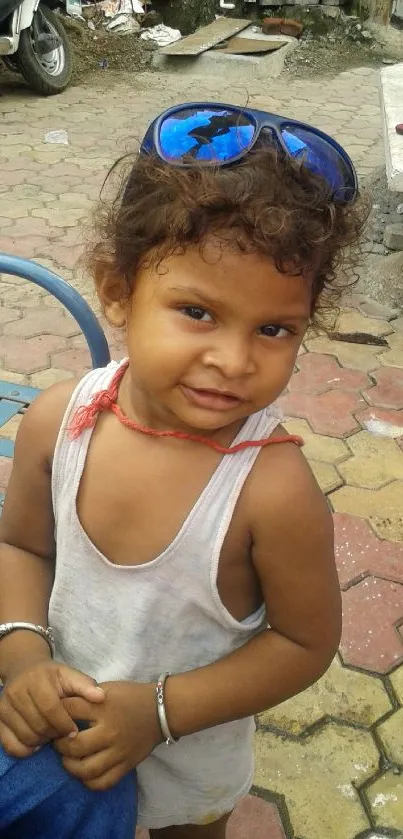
left=87, top=145, right=369, bottom=328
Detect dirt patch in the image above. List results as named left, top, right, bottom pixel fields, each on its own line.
left=61, top=14, right=152, bottom=85
left=284, top=34, right=385, bottom=79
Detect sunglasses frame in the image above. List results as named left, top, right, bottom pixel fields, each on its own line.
left=140, top=101, right=358, bottom=202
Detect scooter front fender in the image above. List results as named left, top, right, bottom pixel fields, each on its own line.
left=19, top=0, right=40, bottom=31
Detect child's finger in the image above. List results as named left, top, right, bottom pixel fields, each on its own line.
left=26, top=684, right=78, bottom=739
left=0, top=695, right=44, bottom=748
left=59, top=695, right=99, bottom=722
left=54, top=724, right=106, bottom=759
left=58, top=667, right=105, bottom=703
left=83, top=764, right=125, bottom=792
left=0, top=722, right=37, bottom=758
left=62, top=746, right=117, bottom=783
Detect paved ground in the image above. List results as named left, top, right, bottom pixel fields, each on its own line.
left=0, top=64, right=402, bottom=839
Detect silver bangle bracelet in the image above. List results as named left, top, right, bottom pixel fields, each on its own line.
left=156, top=673, right=179, bottom=746
left=0, top=622, right=55, bottom=658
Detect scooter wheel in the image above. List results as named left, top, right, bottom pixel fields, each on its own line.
left=17, top=5, right=72, bottom=96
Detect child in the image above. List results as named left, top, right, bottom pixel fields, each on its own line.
left=0, top=104, right=366, bottom=838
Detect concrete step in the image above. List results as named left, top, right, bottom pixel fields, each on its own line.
left=380, top=62, right=403, bottom=192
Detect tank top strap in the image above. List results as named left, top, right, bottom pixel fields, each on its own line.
left=51, top=360, right=123, bottom=520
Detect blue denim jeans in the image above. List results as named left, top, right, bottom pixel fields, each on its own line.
left=0, top=722, right=137, bottom=838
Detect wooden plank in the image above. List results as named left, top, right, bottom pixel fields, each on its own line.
left=159, top=18, right=251, bottom=56
left=217, top=37, right=287, bottom=55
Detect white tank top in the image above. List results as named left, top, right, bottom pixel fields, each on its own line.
left=49, top=360, right=283, bottom=828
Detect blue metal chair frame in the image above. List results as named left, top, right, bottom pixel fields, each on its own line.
left=0, top=254, right=111, bottom=508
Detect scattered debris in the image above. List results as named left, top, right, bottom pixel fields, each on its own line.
left=98, top=0, right=143, bottom=16
left=105, top=13, right=140, bottom=34
left=262, top=17, right=303, bottom=38
left=363, top=418, right=403, bottom=439
left=66, top=0, right=83, bottom=18
left=44, top=130, right=69, bottom=145
left=140, top=23, right=181, bottom=47
left=329, top=331, right=389, bottom=347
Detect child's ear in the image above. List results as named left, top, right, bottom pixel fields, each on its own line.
left=94, top=266, right=128, bottom=328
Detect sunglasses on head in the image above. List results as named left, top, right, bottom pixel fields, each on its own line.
left=140, top=102, right=358, bottom=204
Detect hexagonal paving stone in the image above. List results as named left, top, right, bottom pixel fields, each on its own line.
left=390, top=665, right=403, bottom=705
left=254, top=722, right=379, bottom=839
left=304, top=335, right=383, bottom=372
left=49, top=348, right=91, bottom=377
left=288, top=353, right=370, bottom=395
left=331, top=481, right=403, bottom=542
left=259, top=654, right=391, bottom=734
left=0, top=307, right=21, bottom=326
left=227, top=795, right=287, bottom=839
left=2, top=335, right=66, bottom=375
left=339, top=431, right=403, bottom=489
left=279, top=390, right=366, bottom=437
left=0, top=456, right=12, bottom=493
left=334, top=513, right=403, bottom=588
left=379, top=332, right=403, bottom=369
left=309, top=461, right=343, bottom=493
left=366, top=770, right=403, bottom=830
left=363, top=367, right=403, bottom=410
left=335, top=309, right=395, bottom=337
left=3, top=308, right=80, bottom=339
left=356, top=406, right=403, bottom=436
left=283, top=419, right=350, bottom=463
left=377, top=707, right=403, bottom=764
left=0, top=414, right=22, bottom=442
left=340, top=577, right=403, bottom=673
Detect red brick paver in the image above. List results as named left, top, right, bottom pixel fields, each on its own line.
left=289, top=354, right=370, bottom=395
left=280, top=390, right=366, bottom=437
left=340, top=577, right=403, bottom=673
left=334, top=512, right=403, bottom=588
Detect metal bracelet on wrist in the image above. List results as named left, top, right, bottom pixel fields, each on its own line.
left=156, top=672, right=179, bottom=746
left=0, top=622, right=55, bottom=658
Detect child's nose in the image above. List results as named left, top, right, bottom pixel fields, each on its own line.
left=203, top=335, right=255, bottom=378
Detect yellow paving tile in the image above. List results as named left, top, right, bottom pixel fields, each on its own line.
left=335, top=309, right=394, bottom=338
left=255, top=723, right=378, bottom=839
left=390, top=665, right=403, bottom=704
left=331, top=481, right=403, bottom=541
left=0, top=369, right=29, bottom=385
left=0, top=414, right=22, bottom=441
left=283, top=419, right=350, bottom=464
left=309, top=461, right=343, bottom=494
left=304, top=335, right=382, bottom=372
left=380, top=332, right=403, bottom=368
left=366, top=771, right=403, bottom=830
left=29, top=368, right=74, bottom=389
left=259, top=655, right=392, bottom=734
left=377, top=708, right=403, bottom=764
left=339, top=431, right=403, bottom=489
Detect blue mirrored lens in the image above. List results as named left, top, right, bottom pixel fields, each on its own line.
left=159, top=107, right=255, bottom=163
left=281, top=126, right=355, bottom=200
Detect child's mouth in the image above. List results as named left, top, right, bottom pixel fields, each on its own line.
left=180, top=385, right=243, bottom=412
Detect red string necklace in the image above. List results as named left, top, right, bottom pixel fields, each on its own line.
left=69, top=361, right=303, bottom=455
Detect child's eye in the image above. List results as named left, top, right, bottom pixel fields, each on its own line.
left=181, top=306, right=213, bottom=322
left=259, top=324, right=290, bottom=338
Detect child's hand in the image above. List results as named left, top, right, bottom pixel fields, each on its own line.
left=0, top=661, right=105, bottom=758
left=54, top=681, right=162, bottom=790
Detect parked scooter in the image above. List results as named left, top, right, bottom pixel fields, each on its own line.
left=0, top=0, right=72, bottom=95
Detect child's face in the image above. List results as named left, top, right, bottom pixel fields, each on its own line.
left=100, top=239, right=310, bottom=435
